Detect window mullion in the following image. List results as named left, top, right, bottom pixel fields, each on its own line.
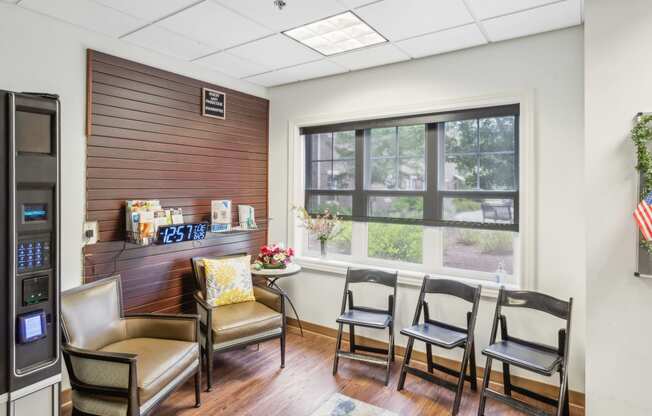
left=352, top=221, right=367, bottom=259
left=353, top=129, right=365, bottom=219
left=424, top=123, right=438, bottom=222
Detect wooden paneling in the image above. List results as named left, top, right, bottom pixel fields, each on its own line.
left=83, top=49, right=269, bottom=313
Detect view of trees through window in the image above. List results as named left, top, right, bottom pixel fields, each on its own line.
left=303, top=107, right=519, bottom=279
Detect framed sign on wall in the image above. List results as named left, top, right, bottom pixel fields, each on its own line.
left=202, top=87, right=226, bottom=119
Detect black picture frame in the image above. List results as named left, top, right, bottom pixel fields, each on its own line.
left=202, top=87, right=226, bottom=120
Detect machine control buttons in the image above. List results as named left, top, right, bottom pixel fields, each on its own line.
left=17, top=238, right=50, bottom=272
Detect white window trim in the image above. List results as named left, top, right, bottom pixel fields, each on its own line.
left=285, top=91, right=536, bottom=297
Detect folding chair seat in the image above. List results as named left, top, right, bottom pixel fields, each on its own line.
left=477, top=288, right=573, bottom=416
left=333, top=268, right=398, bottom=386
left=397, top=277, right=481, bottom=416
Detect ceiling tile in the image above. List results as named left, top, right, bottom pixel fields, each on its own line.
left=329, top=43, right=409, bottom=71
left=396, top=24, right=486, bottom=58
left=92, top=0, right=199, bottom=22
left=123, top=25, right=215, bottom=60
left=465, top=0, right=559, bottom=20
left=482, top=0, right=582, bottom=42
left=157, top=0, right=272, bottom=50
left=246, top=59, right=347, bottom=87
left=217, top=0, right=346, bottom=32
left=228, top=34, right=322, bottom=69
left=19, top=0, right=145, bottom=37
left=195, top=51, right=269, bottom=78
left=337, top=0, right=380, bottom=9
left=1, top=0, right=20, bottom=4
left=354, top=0, right=473, bottom=41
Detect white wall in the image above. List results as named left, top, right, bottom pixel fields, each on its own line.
left=585, top=0, right=652, bottom=414
left=0, top=3, right=266, bottom=390
left=268, top=27, right=586, bottom=392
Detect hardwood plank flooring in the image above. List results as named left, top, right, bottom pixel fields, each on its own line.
left=150, top=327, right=554, bottom=416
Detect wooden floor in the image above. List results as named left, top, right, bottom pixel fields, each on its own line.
left=151, top=327, right=557, bottom=416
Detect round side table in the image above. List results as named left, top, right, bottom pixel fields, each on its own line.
left=252, top=263, right=304, bottom=336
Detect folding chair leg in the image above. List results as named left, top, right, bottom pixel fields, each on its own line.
left=477, top=357, right=493, bottom=416
left=390, top=326, right=395, bottom=362
left=452, top=341, right=472, bottom=416
left=349, top=324, right=356, bottom=352
left=469, top=341, right=478, bottom=391
left=333, top=323, right=344, bottom=375
left=426, top=343, right=434, bottom=373
left=557, top=370, right=570, bottom=416
left=384, top=330, right=394, bottom=386
left=397, top=337, right=414, bottom=391
left=502, top=362, right=512, bottom=396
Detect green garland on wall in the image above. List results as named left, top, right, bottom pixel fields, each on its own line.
left=632, top=114, right=652, bottom=252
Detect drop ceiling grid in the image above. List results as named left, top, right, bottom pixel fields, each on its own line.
left=11, top=0, right=583, bottom=87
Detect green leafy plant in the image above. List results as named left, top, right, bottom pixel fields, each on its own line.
left=368, top=223, right=423, bottom=263
left=632, top=114, right=652, bottom=253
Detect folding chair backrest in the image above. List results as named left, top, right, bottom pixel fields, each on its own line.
left=423, top=277, right=479, bottom=304
left=499, top=289, right=571, bottom=320
left=346, top=268, right=398, bottom=288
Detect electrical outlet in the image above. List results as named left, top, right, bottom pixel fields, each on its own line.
left=83, top=221, right=99, bottom=245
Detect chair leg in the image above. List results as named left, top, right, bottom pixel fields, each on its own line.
left=397, top=337, right=414, bottom=391
left=349, top=324, right=356, bottom=352
left=426, top=343, right=434, bottom=373
left=477, top=357, right=493, bottom=416
left=557, top=370, right=570, bottom=416
left=333, top=323, right=344, bottom=375
left=194, top=370, right=201, bottom=408
left=206, top=349, right=214, bottom=392
left=502, top=362, right=512, bottom=396
left=469, top=341, right=478, bottom=391
left=280, top=331, right=286, bottom=369
left=452, top=342, right=473, bottom=416
left=384, top=329, right=394, bottom=386
left=389, top=326, right=395, bottom=362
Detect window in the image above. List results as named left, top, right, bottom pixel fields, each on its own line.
left=300, top=105, right=520, bottom=283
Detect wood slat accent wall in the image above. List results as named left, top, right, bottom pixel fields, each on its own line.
left=83, top=50, right=269, bottom=313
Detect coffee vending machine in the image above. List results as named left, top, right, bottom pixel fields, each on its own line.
left=0, top=91, right=61, bottom=415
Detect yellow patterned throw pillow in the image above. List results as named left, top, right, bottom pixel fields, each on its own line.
left=203, top=256, right=256, bottom=307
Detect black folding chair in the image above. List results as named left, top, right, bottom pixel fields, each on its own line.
left=477, top=288, right=573, bottom=416
left=397, top=277, right=481, bottom=415
left=333, top=268, right=398, bottom=386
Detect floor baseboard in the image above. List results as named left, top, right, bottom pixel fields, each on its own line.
left=286, top=317, right=585, bottom=416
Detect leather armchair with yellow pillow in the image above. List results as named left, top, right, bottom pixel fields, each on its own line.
left=191, top=254, right=286, bottom=391
left=60, top=276, right=201, bottom=416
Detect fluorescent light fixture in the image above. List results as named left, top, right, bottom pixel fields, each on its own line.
left=283, top=12, right=386, bottom=56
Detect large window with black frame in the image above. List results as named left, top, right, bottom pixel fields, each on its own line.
left=301, top=104, right=519, bottom=283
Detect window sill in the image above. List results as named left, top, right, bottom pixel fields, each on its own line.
left=294, top=256, right=518, bottom=299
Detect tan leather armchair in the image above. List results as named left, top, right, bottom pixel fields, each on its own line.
left=60, top=276, right=201, bottom=416
left=191, top=255, right=286, bottom=391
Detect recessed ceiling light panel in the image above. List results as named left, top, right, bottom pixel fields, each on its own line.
left=283, top=11, right=386, bottom=56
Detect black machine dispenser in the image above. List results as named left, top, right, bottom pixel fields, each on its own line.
left=0, top=90, right=61, bottom=414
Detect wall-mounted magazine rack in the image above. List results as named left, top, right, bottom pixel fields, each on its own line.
left=634, top=112, right=652, bottom=278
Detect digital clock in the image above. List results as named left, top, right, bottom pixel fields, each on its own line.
left=157, top=223, right=208, bottom=245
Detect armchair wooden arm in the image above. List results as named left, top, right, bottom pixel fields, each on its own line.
left=62, top=343, right=140, bottom=415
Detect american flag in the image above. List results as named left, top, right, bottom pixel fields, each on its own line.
left=634, top=191, right=652, bottom=240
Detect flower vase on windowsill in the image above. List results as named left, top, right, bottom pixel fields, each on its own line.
left=320, top=239, right=327, bottom=258
left=294, top=206, right=341, bottom=260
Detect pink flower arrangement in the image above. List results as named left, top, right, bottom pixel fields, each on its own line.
left=254, top=244, right=294, bottom=269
